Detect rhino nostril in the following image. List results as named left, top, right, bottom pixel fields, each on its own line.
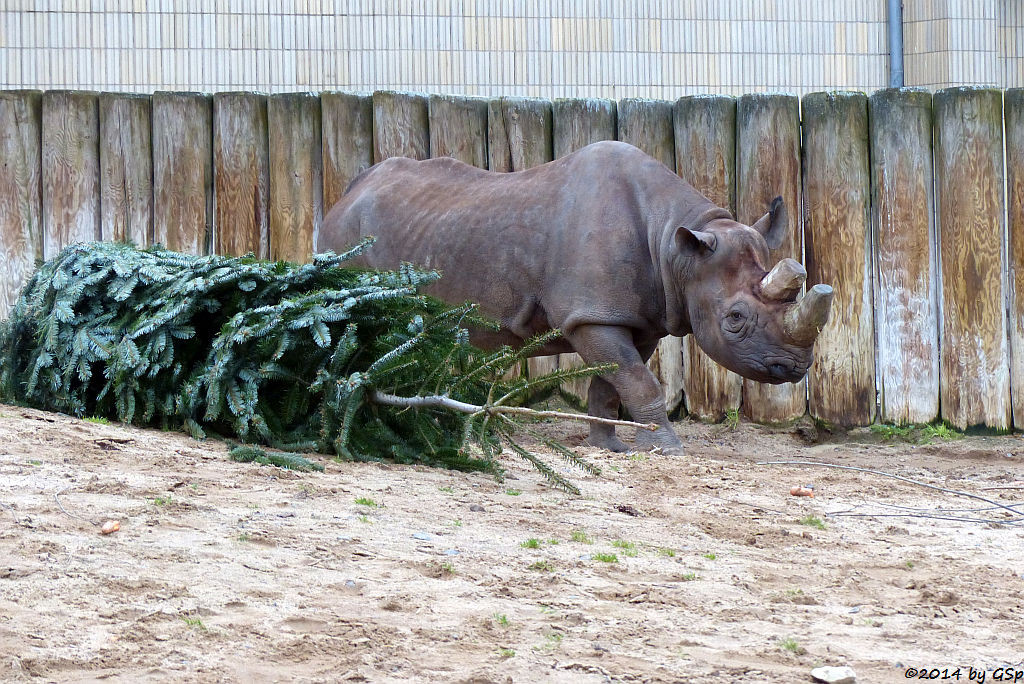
left=769, top=363, right=789, bottom=376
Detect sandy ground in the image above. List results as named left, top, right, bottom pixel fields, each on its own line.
left=0, top=403, right=1022, bottom=683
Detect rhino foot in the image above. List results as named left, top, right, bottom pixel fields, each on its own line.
left=634, top=427, right=684, bottom=456
left=584, top=434, right=631, bottom=453
left=639, top=443, right=684, bottom=457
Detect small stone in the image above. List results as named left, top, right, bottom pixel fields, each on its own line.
left=411, top=532, right=432, bottom=541
left=469, top=504, right=485, bottom=512
left=442, top=549, right=460, bottom=556
left=810, top=665, right=857, bottom=684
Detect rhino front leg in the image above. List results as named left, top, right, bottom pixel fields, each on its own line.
left=568, top=324, right=683, bottom=454
left=584, top=376, right=631, bottom=452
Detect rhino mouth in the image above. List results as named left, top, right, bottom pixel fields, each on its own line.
left=758, top=358, right=810, bottom=384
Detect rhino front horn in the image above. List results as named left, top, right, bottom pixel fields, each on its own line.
left=784, top=284, right=834, bottom=346
left=760, top=258, right=806, bottom=301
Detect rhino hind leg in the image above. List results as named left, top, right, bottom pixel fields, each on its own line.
left=568, top=325, right=684, bottom=455
left=584, top=377, right=630, bottom=452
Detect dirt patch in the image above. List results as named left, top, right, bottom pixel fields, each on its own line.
left=0, top=404, right=1022, bottom=682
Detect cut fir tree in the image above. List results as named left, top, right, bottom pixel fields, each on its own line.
left=0, top=240, right=649, bottom=493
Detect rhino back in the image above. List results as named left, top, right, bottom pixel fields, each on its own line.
left=317, top=142, right=715, bottom=338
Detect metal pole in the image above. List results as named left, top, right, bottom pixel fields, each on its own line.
left=888, top=0, right=905, bottom=87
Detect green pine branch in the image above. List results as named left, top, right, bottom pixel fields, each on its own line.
left=0, top=240, right=639, bottom=491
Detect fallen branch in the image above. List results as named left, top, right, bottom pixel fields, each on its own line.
left=369, top=390, right=659, bottom=432
left=757, top=460, right=1024, bottom=523
left=827, top=510, right=1023, bottom=526
left=54, top=486, right=97, bottom=526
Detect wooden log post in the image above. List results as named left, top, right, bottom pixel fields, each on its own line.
left=486, top=97, right=555, bottom=382
left=551, top=97, right=616, bottom=158
left=213, top=92, right=269, bottom=258
left=268, top=93, right=322, bottom=264
left=736, top=94, right=806, bottom=423
left=428, top=94, right=488, bottom=168
left=934, top=87, right=1009, bottom=430
left=152, top=92, right=212, bottom=255
left=321, top=92, right=373, bottom=214
left=99, top=92, right=152, bottom=247
left=487, top=96, right=553, bottom=172
left=486, top=98, right=512, bottom=173
left=551, top=97, right=617, bottom=401
left=869, top=88, right=939, bottom=425
left=0, top=90, right=42, bottom=319
left=1008, top=89, right=1024, bottom=429
left=617, top=98, right=685, bottom=414
left=41, top=90, right=100, bottom=259
left=372, top=91, right=429, bottom=163
left=672, top=95, right=743, bottom=422
left=802, top=92, right=875, bottom=426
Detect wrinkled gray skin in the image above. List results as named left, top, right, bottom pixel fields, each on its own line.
left=318, top=141, right=832, bottom=454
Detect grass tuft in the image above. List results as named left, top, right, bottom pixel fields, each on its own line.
left=570, top=529, right=593, bottom=544
left=779, top=637, right=806, bottom=655
left=798, top=515, right=826, bottom=530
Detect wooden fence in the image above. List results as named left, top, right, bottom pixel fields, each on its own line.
left=0, top=86, right=1021, bottom=430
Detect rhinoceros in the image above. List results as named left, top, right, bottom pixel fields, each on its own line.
left=317, top=141, right=833, bottom=453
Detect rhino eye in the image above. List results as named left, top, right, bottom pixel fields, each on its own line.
left=723, top=304, right=750, bottom=335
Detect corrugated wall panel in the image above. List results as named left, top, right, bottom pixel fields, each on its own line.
left=0, top=3, right=904, bottom=97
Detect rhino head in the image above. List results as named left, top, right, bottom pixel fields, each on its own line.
left=669, top=197, right=833, bottom=385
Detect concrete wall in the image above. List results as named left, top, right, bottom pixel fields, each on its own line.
left=0, top=0, right=1020, bottom=97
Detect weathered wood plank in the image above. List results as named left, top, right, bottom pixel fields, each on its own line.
left=213, top=92, right=269, bottom=258
left=552, top=97, right=617, bottom=401
left=552, top=97, right=616, bottom=159
left=99, top=92, right=151, bottom=247
left=268, top=92, right=322, bottom=263
left=372, top=91, right=429, bottom=163
left=486, top=98, right=512, bottom=173
left=869, top=88, right=939, bottom=425
left=736, top=94, right=806, bottom=423
left=41, top=90, right=100, bottom=259
left=486, top=97, right=556, bottom=381
left=617, top=98, right=685, bottom=414
left=0, top=90, right=42, bottom=319
left=934, top=87, right=1009, bottom=429
left=802, top=92, right=875, bottom=426
left=321, top=91, right=373, bottom=214
left=487, top=96, right=553, bottom=172
left=429, top=94, right=488, bottom=168
left=673, top=95, right=742, bottom=422
left=1008, top=89, right=1024, bottom=429
left=152, top=92, right=212, bottom=255
left=618, top=99, right=674, bottom=168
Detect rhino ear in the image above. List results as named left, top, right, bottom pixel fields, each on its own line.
left=675, top=226, right=717, bottom=255
left=751, top=196, right=787, bottom=250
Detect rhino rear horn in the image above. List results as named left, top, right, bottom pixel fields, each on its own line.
left=784, top=284, right=834, bottom=346
left=760, top=258, right=806, bottom=301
